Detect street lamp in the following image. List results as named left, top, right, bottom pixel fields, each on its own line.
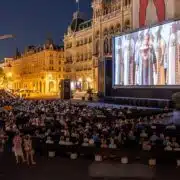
left=7, top=72, right=12, bottom=78
left=6, top=72, right=12, bottom=89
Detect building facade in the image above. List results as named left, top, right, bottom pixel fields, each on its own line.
left=64, top=0, right=132, bottom=92
left=3, top=40, right=64, bottom=96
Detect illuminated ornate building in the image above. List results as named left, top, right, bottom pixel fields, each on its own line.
left=3, top=39, right=64, bottom=96
left=64, top=0, right=132, bottom=92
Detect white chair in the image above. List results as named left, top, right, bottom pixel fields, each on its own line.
left=121, top=157, right=128, bottom=164
left=70, top=153, right=78, bottom=160
left=174, top=148, right=180, bottom=151
left=149, top=159, right=156, bottom=167
left=177, top=160, right=180, bottom=167
left=151, top=126, right=156, bottom=130
left=48, top=151, right=55, bottom=158
left=95, top=155, right=102, bottom=162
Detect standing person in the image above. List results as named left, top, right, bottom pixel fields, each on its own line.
left=12, top=132, right=25, bottom=164
left=151, top=26, right=166, bottom=85
left=161, top=23, right=172, bottom=85
left=134, top=31, right=143, bottom=85
left=123, top=34, right=135, bottom=85
left=167, top=23, right=177, bottom=85
left=138, top=30, right=157, bottom=85
left=23, top=135, right=36, bottom=165
left=115, top=37, right=123, bottom=85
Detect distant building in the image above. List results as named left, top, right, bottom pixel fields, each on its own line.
left=64, top=0, right=132, bottom=92
left=3, top=39, right=64, bottom=96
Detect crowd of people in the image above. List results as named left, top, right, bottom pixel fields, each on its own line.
left=0, top=90, right=179, bottom=165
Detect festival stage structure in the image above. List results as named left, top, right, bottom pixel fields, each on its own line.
left=101, top=18, right=180, bottom=108
left=97, top=0, right=180, bottom=108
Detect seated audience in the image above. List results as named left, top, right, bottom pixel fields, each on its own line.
left=0, top=89, right=178, bottom=164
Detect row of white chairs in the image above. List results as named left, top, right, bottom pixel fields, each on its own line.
left=48, top=151, right=180, bottom=167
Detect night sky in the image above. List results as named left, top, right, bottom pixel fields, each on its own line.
left=0, top=0, right=92, bottom=60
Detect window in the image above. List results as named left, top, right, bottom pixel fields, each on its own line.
left=89, top=52, right=92, bottom=59
left=95, top=40, right=99, bottom=55
left=89, top=37, right=92, bottom=43
left=80, top=54, right=83, bottom=61
left=50, top=59, right=54, bottom=64
left=49, top=66, right=54, bottom=70
left=95, top=31, right=99, bottom=38
left=103, top=28, right=108, bottom=36
left=109, top=26, right=114, bottom=35
left=59, top=67, right=61, bottom=71
left=80, top=40, right=83, bottom=45
left=124, top=19, right=130, bottom=30
left=124, top=0, right=131, bottom=7
left=58, top=60, right=61, bottom=65
left=85, top=53, right=88, bottom=60
left=116, top=24, right=121, bottom=33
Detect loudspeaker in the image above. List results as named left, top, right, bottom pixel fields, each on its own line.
left=98, top=58, right=112, bottom=96
left=104, top=58, right=112, bottom=96
left=98, top=60, right=105, bottom=95
left=60, top=79, right=71, bottom=100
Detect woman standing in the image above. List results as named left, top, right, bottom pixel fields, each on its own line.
left=23, top=135, right=36, bottom=165
left=12, top=132, right=25, bottom=164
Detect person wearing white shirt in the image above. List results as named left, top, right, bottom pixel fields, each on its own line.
left=46, top=136, right=54, bottom=144
left=59, top=136, right=66, bottom=145
left=109, top=138, right=117, bottom=149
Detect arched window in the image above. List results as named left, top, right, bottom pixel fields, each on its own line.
left=89, top=37, right=92, bottom=43
left=103, top=7, right=108, bottom=15
left=103, top=28, right=108, bottom=36
left=76, top=53, right=79, bottom=62
left=89, top=52, right=92, bottom=59
left=49, top=81, right=54, bottom=92
left=80, top=54, right=83, bottom=61
left=124, top=19, right=130, bottom=30
left=109, top=26, right=114, bottom=35
left=95, top=31, right=99, bottom=38
left=116, top=24, right=121, bottom=33
left=84, top=53, right=88, bottom=60
left=124, top=0, right=131, bottom=6
left=95, top=40, right=99, bottom=55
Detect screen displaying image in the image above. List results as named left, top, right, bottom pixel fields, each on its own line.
left=113, top=20, right=180, bottom=86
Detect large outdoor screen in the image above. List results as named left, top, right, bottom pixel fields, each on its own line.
left=113, top=20, right=180, bottom=86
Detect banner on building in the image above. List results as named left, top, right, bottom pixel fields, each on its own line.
left=132, top=0, right=176, bottom=29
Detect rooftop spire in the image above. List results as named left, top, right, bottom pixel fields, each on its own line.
left=15, top=48, right=21, bottom=58
left=76, top=0, right=80, bottom=12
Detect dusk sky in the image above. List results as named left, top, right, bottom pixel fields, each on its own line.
left=0, top=0, right=92, bottom=60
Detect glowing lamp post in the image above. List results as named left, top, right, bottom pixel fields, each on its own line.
left=7, top=72, right=13, bottom=89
